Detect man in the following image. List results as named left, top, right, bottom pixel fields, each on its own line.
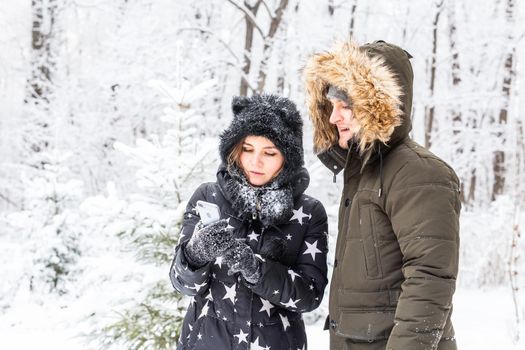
left=304, top=40, right=461, bottom=350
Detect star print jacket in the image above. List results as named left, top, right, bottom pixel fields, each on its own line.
left=170, top=166, right=329, bottom=350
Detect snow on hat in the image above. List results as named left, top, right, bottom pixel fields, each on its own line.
left=219, top=94, right=304, bottom=183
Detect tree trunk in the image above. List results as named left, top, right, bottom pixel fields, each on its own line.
left=256, top=0, right=289, bottom=93
left=447, top=1, right=471, bottom=203
left=349, top=0, right=358, bottom=38
left=492, top=0, right=515, bottom=200
left=424, top=0, right=444, bottom=149
left=328, top=0, right=335, bottom=16
left=25, top=0, right=58, bottom=161
left=239, top=0, right=261, bottom=96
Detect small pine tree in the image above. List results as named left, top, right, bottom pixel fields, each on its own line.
left=3, top=150, right=84, bottom=297
left=87, top=78, right=217, bottom=350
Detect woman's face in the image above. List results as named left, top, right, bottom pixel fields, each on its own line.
left=239, top=135, right=285, bottom=186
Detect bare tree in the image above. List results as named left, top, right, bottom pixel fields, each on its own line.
left=328, top=0, right=335, bottom=16
left=492, top=0, right=516, bottom=200
left=508, top=107, right=524, bottom=342
left=446, top=1, right=474, bottom=203
left=24, top=0, right=59, bottom=162
left=424, top=0, right=444, bottom=149
left=256, top=0, right=289, bottom=92
left=348, top=0, right=358, bottom=38
left=227, top=0, right=290, bottom=95
left=230, top=0, right=263, bottom=96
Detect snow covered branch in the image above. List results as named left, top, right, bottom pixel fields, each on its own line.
left=226, top=0, right=265, bottom=37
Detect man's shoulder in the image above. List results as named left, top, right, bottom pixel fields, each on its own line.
left=387, top=140, right=460, bottom=188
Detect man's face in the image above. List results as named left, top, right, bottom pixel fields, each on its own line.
left=328, top=98, right=360, bottom=149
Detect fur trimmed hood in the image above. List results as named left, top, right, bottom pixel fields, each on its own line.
left=304, top=39, right=414, bottom=155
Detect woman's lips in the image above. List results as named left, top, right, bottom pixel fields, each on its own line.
left=249, top=171, right=264, bottom=176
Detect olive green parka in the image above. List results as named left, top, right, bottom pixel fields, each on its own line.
left=304, top=40, right=461, bottom=350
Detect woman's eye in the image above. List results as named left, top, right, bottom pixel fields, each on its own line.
left=265, top=152, right=276, bottom=157
left=342, top=105, right=352, bottom=110
left=242, top=147, right=253, bottom=152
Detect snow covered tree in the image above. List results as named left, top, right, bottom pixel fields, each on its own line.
left=0, top=149, right=84, bottom=307
left=87, top=78, right=218, bottom=350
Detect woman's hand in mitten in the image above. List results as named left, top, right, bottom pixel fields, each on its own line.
left=184, top=219, right=235, bottom=267
left=223, top=240, right=261, bottom=284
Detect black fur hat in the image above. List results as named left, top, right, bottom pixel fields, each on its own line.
left=219, top=94, right=304, bottom=184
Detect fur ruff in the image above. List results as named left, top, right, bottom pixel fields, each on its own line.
left=304, top=40, right=404, bottom=154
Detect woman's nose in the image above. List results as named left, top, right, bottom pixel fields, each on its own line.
left=250, top=153, right=263, bottom=166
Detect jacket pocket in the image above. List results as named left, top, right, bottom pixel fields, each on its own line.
left=359, top=204, right=383, bottom=279
left=335, top=310, right=395, bottom=342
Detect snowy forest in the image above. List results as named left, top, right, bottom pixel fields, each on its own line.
left=0, top=0, right=524, bottom=349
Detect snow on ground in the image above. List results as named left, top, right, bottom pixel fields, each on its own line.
left=306, top=287, right=525, bottom=350
left=0, top=288, right=523, bottom=349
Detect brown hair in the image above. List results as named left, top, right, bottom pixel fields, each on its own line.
left=227, top=138, right=245, bottom=171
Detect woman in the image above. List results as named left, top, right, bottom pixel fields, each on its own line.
left=170, top=94, right=328, bottom=350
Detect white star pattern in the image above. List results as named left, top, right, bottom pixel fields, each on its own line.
left=279, top=313, right=290, bottom=331
left=254, top=254, right=266, bottom=262
left=198, top=301, right=210, bottom=319
left=205, top=290, right=213, bottom=301
left=215, top=256, right=224, bottom=269
left=197, top=333, right=202, bottom=340
left=251, top=337, right=270, bottom=350
left=247, top=230, right=260, bottom=241
left=175, top=263, right=185, bottom=275
left=289, top=206, right=310, bottom=225
left=189, top=281, right=207, bottom=293
left=273, top=289, right=280, bottom=295
left=259, top=297, right=274, bottom=317
left=280, top=297, right=301, bottom=309
left=222, top=283, right=236, bottom=304
left=286, top=234, right=292, bottom=240
left=288, top=269, right=301, bottom=282
left=234, top=329, right=248, bottom=344
left=178, top=229, right=186, bottom=242
left=303, top=240, right=322, bottom=261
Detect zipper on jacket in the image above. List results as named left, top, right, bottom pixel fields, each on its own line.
left=252, top=193, right=261, bottom=220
